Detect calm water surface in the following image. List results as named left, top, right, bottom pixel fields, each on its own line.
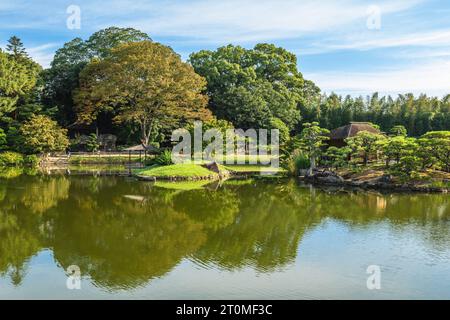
left=0, top=171, right=449, bottom=299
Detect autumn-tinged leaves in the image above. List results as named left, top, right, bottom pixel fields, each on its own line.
left=74, top=41, right=212, bottom=145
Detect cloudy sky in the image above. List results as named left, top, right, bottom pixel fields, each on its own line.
left=1, top=0, right=449, bottom=96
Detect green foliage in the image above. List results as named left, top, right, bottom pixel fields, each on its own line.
left=282, top=149, right=310, bottom=176
left=75, top=41, right=211, bottom=145
left=189, top=44, right=302, bottom=130
left=325, top=146, right=351, bottom=170
left=23, top=154, right=39, bottom=167
left=299, top=92, right=450, bottom=137
left=185, top=118, right=234, bottom=154
left=5, top=126, right=22, bottom=151
left=419, top=131, right=450, bottom=172
left=155, top=150, right=174, bottom=166
left=137, top=164, right=217, bottom=178
left=0, top=51, right=38, bottom=119
left=0, top=151, right=24, bottom=166
left=19, top=115, right=69, bottom=155
left=270, top=117, right=290, bottom=145
left=6, top=36, right=29, bottom=60
left=345, top=131, right=386, bottom=166
left=381, top=136, right=418, bottom=167
left=390, top=125, right=408, bottom=137
left=392, top=156, right=422, bottom=178
left=0, top=128, right=7, bottom=150
left=86, top=133, right=100, bottom=152
left=299, top=122, right=330, bottom=171
left=43, top=27, right=151, bottom=126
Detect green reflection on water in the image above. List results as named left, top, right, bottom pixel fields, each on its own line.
left=0, top=174, right=449, bottom=291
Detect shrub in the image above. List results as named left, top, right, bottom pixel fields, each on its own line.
left=0, top=151, right=24, bottom=166
left=0, top=128, right=7, bottom=150
left=20, top=115, right=69, bottom=155
left=154, top=150, right=174, bottom=166
left=391, top=155, right=422, bottom=178
left=86, top=133, right=100, bottom=152
left=283, top=149, right=310, bottom=176
left=24, top=154, right=40, bottom=167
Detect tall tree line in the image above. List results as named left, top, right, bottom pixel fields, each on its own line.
left=1, top=28, right=449, bottom=151
left=299, top=81, right=450, bottom=136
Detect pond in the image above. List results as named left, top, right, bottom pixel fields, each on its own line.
left=0, top=173, right=449, bottom=299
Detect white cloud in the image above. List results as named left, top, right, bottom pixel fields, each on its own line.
left=2, top=0, right=447, bottom=97
left=92, top=0, right=424, bottom=43
left=310, top=29, right=450, bottom=53
left=307, top=59, right=450, bottom=97
left=27, top=43, right=60, bottom=68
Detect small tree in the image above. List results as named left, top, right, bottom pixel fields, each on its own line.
left=396, top=156, right=422, bottom=178
left=6, top=36, right=29, bottom=60
left=389, top=125, right=407, bottom=137
left=86, top=133, right=100, bottom=152
left=346, top=131, right=386, bottom=166
left=299, top=122, right=330, bottom=175
left=19, top=115, right=69, bottom=156
left=382, top=136, right=417, bottom=168
left=325, top=146, right=351, bottom=170
left=419, top=131, right=450, bottom=172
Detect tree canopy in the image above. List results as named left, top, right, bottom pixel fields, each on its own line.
left=74, top=41, right=212, bottom=145
left=43, top=27, right=151, bottom=126
left=0, top=51, right=38, bottom=120
left=19, top=115, right=69, bottom=155
left=189, top=44, right=303, bottom=130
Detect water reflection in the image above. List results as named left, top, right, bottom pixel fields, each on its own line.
left=0, top=173, right=449, bottom=291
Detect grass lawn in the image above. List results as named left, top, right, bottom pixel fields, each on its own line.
left=224, top=164, right=286, bottom=173
left=216, top=154, right=277, bottom=164
left=70, top=155, right=144, bottom=164
left=135, top=164, right=218, bottom=179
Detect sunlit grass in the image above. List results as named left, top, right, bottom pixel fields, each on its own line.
left=224, top=165, right=285, bottom=173
left=135, top=164, right=218, bottom=178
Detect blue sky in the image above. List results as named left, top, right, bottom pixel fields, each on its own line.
left=1, top=0, right=449, bottom=96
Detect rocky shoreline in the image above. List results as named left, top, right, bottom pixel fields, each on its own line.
left=301, top=170, right=449, bottom=193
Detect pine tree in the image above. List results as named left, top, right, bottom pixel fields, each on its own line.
left=6, top=36, right=29, bottom=60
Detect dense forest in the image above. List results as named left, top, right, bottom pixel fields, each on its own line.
left=0, top=27, right=449, bottom=155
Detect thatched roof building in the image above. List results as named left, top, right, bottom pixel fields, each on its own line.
left=329, top=122, right=381, bottom=147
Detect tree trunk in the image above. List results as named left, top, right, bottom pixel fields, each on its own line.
left=140, top=119, right=153, bottom=146
left=308, top=156, right=316, bottom=176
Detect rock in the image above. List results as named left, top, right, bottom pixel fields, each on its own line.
left=202, top=161, right=221, bottom=174
left=305, top=170, right=345, bottom=185
left=374, top=174, right=393, bottom=184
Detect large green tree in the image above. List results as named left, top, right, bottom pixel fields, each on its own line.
left=74, top=41, right=212, bottom=146
left=189, top=44, right=303, bottom=130
left=0, top=51, right=38, bottom=120
left=43, top=27, right=151, bottom=126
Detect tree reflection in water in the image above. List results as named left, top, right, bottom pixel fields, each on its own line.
left=0, top=174, right=449, bottom=289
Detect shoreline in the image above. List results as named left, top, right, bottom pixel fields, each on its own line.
left=1, top=164, right=448, bottom=193
left=300, top=171, right=449, bottom=193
